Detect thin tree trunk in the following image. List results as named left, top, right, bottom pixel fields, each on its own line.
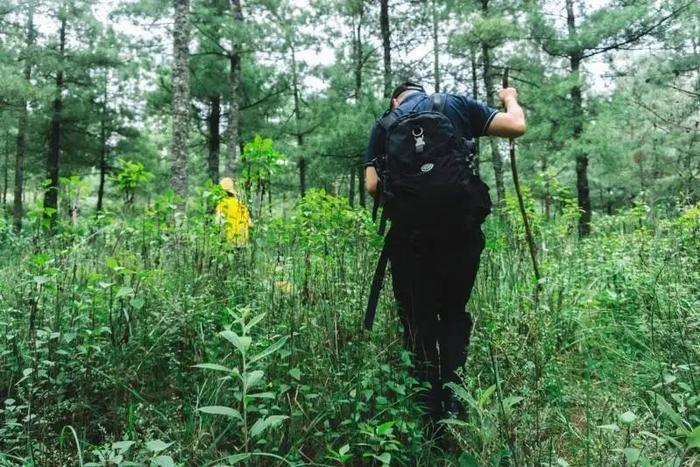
left=542, top=157, right=551, bottom=220
left=96, top=73, right=109, bottom=214
left=170, top=0, right=191, bottom=199
left=358, top=165, right=366, bottom=208
left=225, top=0, right=243, bottom=176
left=482, top=42, right=505, bottom=207
left=349, top=168, right=356, bottom=207
left=14, top=102, right=28, bottom=231
left=3, top=138, right=8, bottom=207
left=432, top=0, right=440, bottom=92
left=470, top=46, right=480, bottom=156
left=14, top=6, right=34, bottom=232
left=479, top=0, right=504, bottom=207
left=290, top=43, right=305, bottom=197
left=566, top=0, right=591, bottom=236
left=96, top=102, right=107, bottom=214
left=208, top=94, right=221, bottom=183
left=380, top=0, right=392, bottom=98
left=353, top=9, right=363, bottom=101
left=298, top=155, right=306, bottom=198
left=44, top=13, right=66, bottom=227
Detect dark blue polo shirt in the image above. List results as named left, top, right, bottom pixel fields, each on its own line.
left=364, top=92, right=499, bottom=167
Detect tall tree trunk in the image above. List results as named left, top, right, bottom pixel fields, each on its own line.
left=470, top=46, right=480, bottom=156
left=566, top=0, right=591, bottom=236
left=432, top=0, right=440, bottom=92
left=15, top=4, right=34, bottom=231
left=480, top=0, right=504, bottom=208
left=481, top=43, right=505, bottom=207
left=358, top=165, right=366, bottom=208
left=96, top=104, right=107, bottom=214
left=44, top=13, right=66, bottom=227
left=208, top=94, right=221, bottom=182
left=225, top=0, right=243, bottom=176
left=380, top=0, right=392, bottom=98
left=14, top=99, right=28, bottom=231
left=353, top=8, right=364, bottom=101
left=349, top=168, right=356, bottom=207
left=96, top=73, right=108, bottom=214
left=298, top=154, right=306, bottom=198
left=170, top=0, right=191, bottom=199
left=3, top=138, right=8, bottom=207
left=290, top=43, right=305, bottom=197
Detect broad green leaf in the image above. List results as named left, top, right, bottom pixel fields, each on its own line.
left=225, top=453, right=251, bottom=464
left=503, top=396, right=524, bottom=411
left=623, top=447, right=640, bottom=465
left=687, top=425, right=700, bottom=449
left=244, top=313, right=266, bottom=332
left=220, top=331, right=251, bottom=355
left=116, top=286, right=134, bottom=298
left=249, top=335, right=289, bottom=364
left=193, top=363, right=233, bottom=373
left=620, top=411, right=637, bottom=425
left=244, top=370, right=264, bottom=389
left=151, top=455, right=175, bottom=467
left=289, top=368, right=301, bottom=380
left=111, top=440, right=135, bottom=452
left=598, top=424, right=620, bottom=431
left=144, top=440, right=172, bottom=453
left=459, top=452, right=479, bottom=467
left=247, top=392, right=275, bottom=399
left=249, top=415, right=288, bottom=438
left=377, top=420, right=395, bottom=435
left=198, top=406, right=242, bottom=420
left=655, top=393, right=686, bottom=429
left=479, top=384, right=496, bottom=407
left=374, top=452, right=391, bottom=465
left=439, top=418, right=470, bottom=427
left=339, top=444, right=350, bottom=456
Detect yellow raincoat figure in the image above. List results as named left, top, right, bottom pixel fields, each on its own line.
left=215, top=177, right=251, bottom=244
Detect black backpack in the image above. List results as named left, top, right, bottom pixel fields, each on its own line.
left=365, top=93, right=492, bottom=330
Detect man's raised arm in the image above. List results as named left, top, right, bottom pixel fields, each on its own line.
left=486, top=87, right=526, bottom=138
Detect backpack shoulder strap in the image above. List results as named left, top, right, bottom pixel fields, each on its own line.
left=378, top=112, right=398, bottom=131
left=431, top=93, right=446, bottom=114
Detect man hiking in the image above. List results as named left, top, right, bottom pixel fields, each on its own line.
left=364, top=81, right=526, bottom=423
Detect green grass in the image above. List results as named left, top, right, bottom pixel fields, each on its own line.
left=0, top=191, right=698, bottom=466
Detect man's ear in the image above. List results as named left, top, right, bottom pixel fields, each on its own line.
left=391, top=98, right=399, bottom=109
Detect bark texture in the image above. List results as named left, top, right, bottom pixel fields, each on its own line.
left=290, top=43, right=306, bottom=197
left=481, top=37, right=505, bottom=207
left=432, top=0, right=440, bottom=92
left=208, top=94, right=221, bottom=183
left=566, top=0, right=591, bottom=236
left=224, top=0, right=243, bottom=176
left=15, top=5, right=34, bottom=230
left=380, top=0, right=392, bottom=98
left=44, top=13, right=66, bottom=227
left=170, top=0, right=191, bottom=199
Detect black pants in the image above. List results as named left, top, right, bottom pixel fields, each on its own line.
left=388, top=227, right=484, bottom=419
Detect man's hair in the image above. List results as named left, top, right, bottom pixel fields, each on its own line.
left=390, top=81, right=426, bottom=101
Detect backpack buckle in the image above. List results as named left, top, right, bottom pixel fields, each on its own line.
left=412, top=127, right=425, bottom=153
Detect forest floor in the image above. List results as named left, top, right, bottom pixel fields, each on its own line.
left=0, top=190, right=699, bottom=466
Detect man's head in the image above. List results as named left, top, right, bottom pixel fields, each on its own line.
left=390, top=81, right=425, bottom=109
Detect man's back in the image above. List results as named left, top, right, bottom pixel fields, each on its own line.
left=365, top=92, right=498, bottom=172
left=362, top=81, right=527, bottom=422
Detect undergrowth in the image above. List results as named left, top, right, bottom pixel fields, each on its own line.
left=0, top=190, right=698, bottom=466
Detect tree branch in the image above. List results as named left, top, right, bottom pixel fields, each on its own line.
left=581, top=2, right=695, bottom=60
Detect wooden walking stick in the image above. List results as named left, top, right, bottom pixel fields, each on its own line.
left=502, top=68, right=542, bottom=290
